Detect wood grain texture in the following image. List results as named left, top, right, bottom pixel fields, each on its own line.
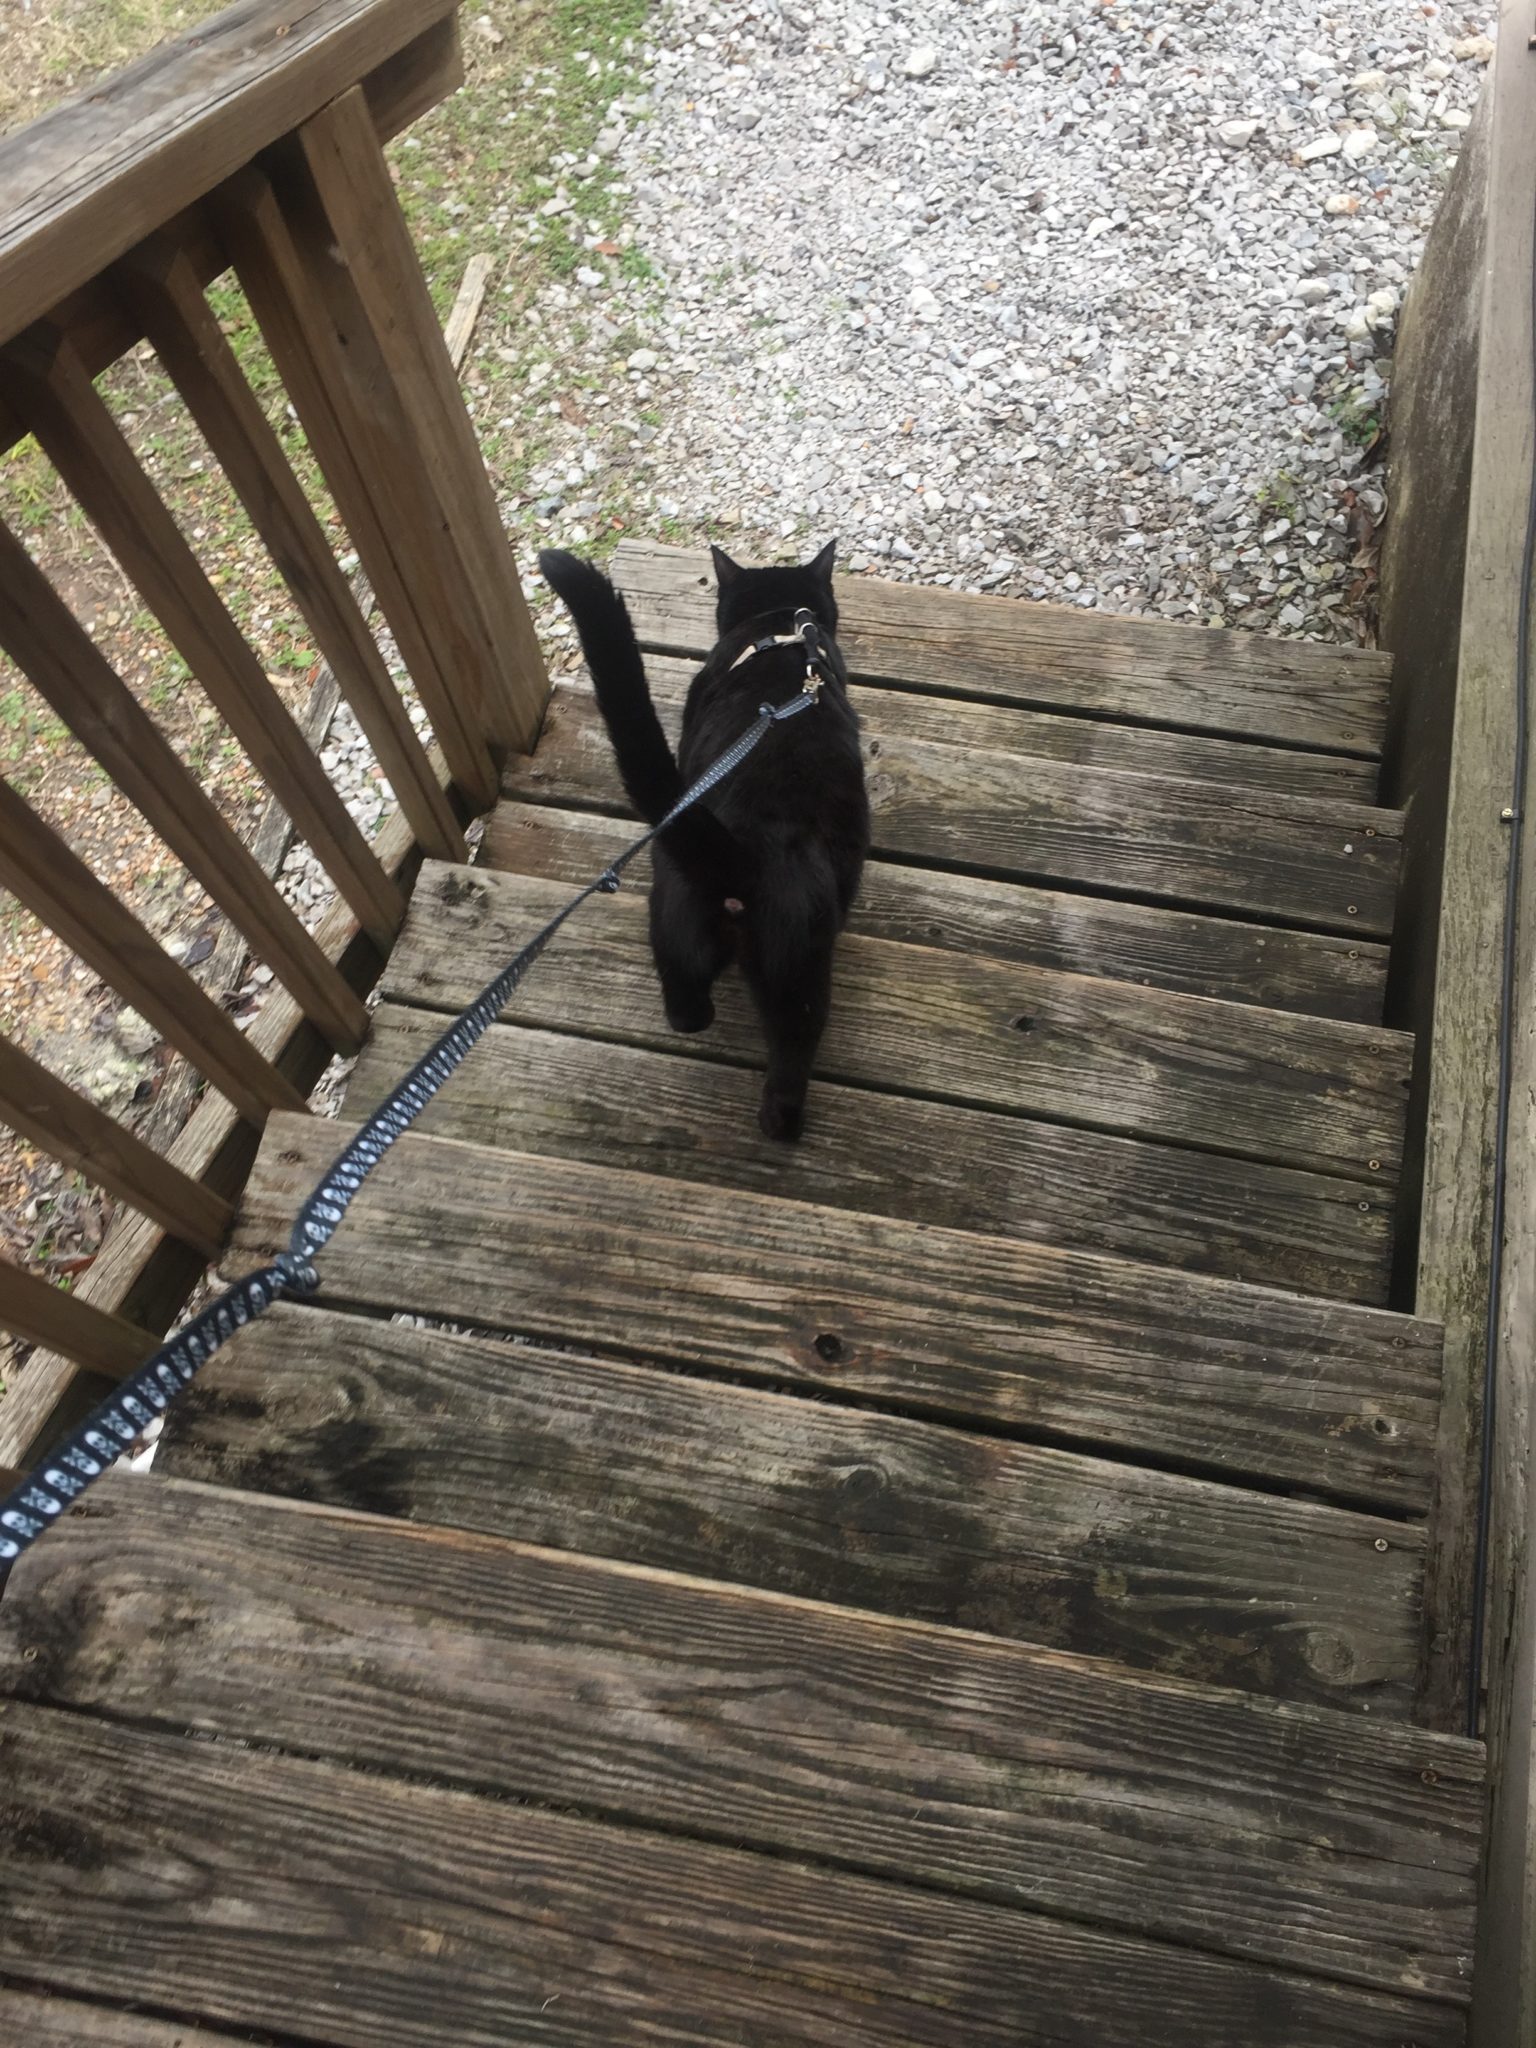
left=294, top=89, right=547, bottom=756
left=613, top=540, right=1394, bottom=754
left=221, top=165, right=500, bottom=809
left=0, top=19, right=456, bottom=455
left=164, top=1308, right=1425, bottom=1706
left=387, top=863, right=1413, bottom=1182
left=0, top=517, right=368, bottom=1053
left=0, top=772, right=446, bottom=1471
left=610, top=650, right=1381, bottom=801
left=0, top=0, right=461, bottom=349
left=485, top=798, right=1390, bottom=1023
left=233, top=1116, right=1443, bottom=1514
left=119, top=237, right=466, bottom=865
left=0, top=1992, right=256, bottom=2046
left=351, top=1004, right=1395, bottom=1303
left=0, top=1258, right=147, bottom=1378
left=0, top=1035, right=231, bottom=1259
left=0, top=1699, right=1468, bottom=2048
left=515, top=682, right=1403, bottom=935
left=7, top=327, right=403, bottom=953
left=4, top=1473, right=1482, bottom=1992
left=0, top=774, right=305, bottom=1127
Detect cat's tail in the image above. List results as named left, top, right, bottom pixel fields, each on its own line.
left=538, top=550, right=681, bottom=822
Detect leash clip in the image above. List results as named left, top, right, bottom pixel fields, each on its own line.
left=794, top=606, right=826, bottom=697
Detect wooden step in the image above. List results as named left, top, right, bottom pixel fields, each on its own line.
left=170, top=1302, right=1420, bottom=1706
left=515, top=682, right=1403, bottom=935
left=351, top=1004, right=1395, bottom=1302
left=485, top=798, right=1390, bottom=1023
left=2, top=1479, right=1481, bottom=2000
left=387, top=862, right=1412, bottom=1183
left=233, top=1117, right=1441, bottom=1519
left=578, top=649, right=1383, bottom=801
left=0, top=1691, right=1467, bottom=2048
left=0, top=1993, right=237, bottom=2047
left=612, top=539, right=1394, bottom=756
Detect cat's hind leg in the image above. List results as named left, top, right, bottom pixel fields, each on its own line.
left=650, top=854, right=732, bottom=1034
left=741, top=888, right=837, bottom=1143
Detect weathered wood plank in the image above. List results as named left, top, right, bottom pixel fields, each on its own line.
left=0, top=1258, right=147, bottom=1380
left=4, top=1474, right=1481, bottom=1992
left=351, top=1005, right=1395, bottom=1302
left=8, top=326, right=403, bottom=953
left=0, top=1699, right=1468, bottom=2047
left=0, top=0, right=462, bottom=351
left=613, top=540, right=1395, bottom=755
left=0, top=20, right=462, bottom=456
left=485, top=799, right=1390, bottom=1023
left=0, top=1992, right=249, bottom=2046
left=222, top=164, right=501, bottom=810
left=0, top=773, right=306, bottom=1127
left=289, top=89, right=547, bottom=755
left=515, top=682, right=1403, bottom=936
left=233, top=1117, right=1443, bottom=1513
left=0, top=762, right=446, bottom=1471
left=604, top=651, right=1381, bottom=801
left=164, top=1308, right=1423, bottom=1703
left=387, top=863, right=1412, bottom=1181
left=0, top=1035, right=231, bottom=1260
left=0, top=519, right=369, bottom=1055
left=120, top=236, right=466, bottom=865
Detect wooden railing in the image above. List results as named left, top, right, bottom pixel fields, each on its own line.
left=0, top=0, right=546, bottom=1466
left=1380, top=4, right=1536, bottom=2036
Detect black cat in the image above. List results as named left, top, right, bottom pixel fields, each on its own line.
left=538, top=541, right=869, bottom=1141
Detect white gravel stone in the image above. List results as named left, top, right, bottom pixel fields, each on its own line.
left=509, top=0, right=1490, bottom=646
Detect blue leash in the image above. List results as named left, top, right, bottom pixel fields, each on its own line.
left=0, top=685, right=819, bottom=1576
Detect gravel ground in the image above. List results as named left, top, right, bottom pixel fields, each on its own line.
left=520, top=0, right=1491, bottom=639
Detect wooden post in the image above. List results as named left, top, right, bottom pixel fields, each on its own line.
left=1394, top=11, right=1536, bottom=2039
left=279, top=87, right=547, bottom=759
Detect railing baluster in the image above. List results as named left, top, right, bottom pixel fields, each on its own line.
left=0, top=774, right=306, bottom=1125
left=118, top=237, right=468, bottom=866
left=220, top=167, right=502, bottom=811
left=291, top=87, right=547, bottom=758
left=0, top=519, right=369, bottom=1055
left=0, top=1258, right=148, bottom=1381
left=0, top=1036, right=232, bottom=1261
left=5, top=326, right=405, bottom=953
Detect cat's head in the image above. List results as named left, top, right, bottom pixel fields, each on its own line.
left=710, top=540, right=838, bottom=637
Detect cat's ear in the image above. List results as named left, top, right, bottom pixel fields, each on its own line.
left=710, top=543, right=743, bottom=590
left=808, top=538, right=837, bottom=585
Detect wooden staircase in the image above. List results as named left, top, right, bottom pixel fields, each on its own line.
left=0, top=544, right=1484, bottom=2046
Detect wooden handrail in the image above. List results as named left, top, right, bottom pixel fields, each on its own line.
left=0, top=0, right=460, bottom=354
left=0, top=0, right=548, bottom=1439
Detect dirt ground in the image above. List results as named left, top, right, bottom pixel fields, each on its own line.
left=0, top=0, right=646, bottom=1376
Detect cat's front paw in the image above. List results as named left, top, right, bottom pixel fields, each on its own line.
left=759, top=1091, right=805, bottom=1143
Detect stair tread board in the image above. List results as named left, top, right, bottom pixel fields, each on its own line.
left=232, top=1116, right=1443, bottom=1514
left=612, top=540, right=1393, bottom=755
left=350, top=1005, right=1395, bottom=1303
left=384, top=863, right=1412, bottom=1183
left=166, top=1307, right=1423, bottom=1708
left=485, top=800, right=1390, bottom=1024
left=3, top=1476, right=1481, bottom=1996
left=573, top=651, right=1382, bottom=801
left=514, top=683, right=1402, bottom=935
left=0, top=1699, right=1467, bottom=2048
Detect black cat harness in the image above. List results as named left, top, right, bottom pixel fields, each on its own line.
left=726, top=606, right=837, bottom=699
